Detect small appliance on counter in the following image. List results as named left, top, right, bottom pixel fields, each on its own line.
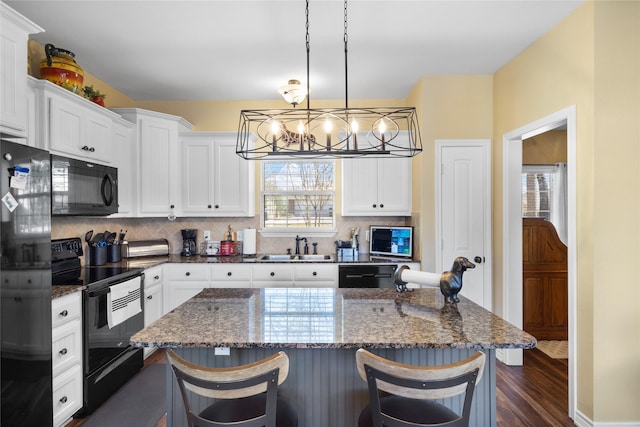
left=181, top=229, right=197, bottom=256
left=121, top=239, right=170, bottom=258
left=336, top=227, right=360, bottom=261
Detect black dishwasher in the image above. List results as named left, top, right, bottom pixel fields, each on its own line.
left=338, top=265, right=396, bottom=288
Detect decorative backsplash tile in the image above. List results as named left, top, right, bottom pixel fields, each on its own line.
left=52, top=216, right=409, bottom=256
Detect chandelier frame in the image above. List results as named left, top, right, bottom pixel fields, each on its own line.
left=236, top=0, right=423, bottom=160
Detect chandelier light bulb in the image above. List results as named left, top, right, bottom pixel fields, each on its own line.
left=271, top=120, right=280, bottom=135
left=378, top=119, right=386, bottom=135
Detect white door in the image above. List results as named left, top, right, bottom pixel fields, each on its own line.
left=437, top=140, right=492, bottom=309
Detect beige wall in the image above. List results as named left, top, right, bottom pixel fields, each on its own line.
left=494, top=1, right=640, bottom=422
left=592, top=0, right=640, bottom=422
left=409, top=75, right=493, bottom=272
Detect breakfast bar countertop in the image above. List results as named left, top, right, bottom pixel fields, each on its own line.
left=131, top=287, right=536, bottom=350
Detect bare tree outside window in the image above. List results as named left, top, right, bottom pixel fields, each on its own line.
left=263, top=160, right=335, bottom=229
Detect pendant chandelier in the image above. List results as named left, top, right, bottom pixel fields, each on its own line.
left=236, top=0, right=423, bottom=160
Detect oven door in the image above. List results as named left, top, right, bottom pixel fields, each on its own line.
left=80, top=274, right=144, bottom=416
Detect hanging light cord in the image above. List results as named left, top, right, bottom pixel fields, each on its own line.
left=344, top=0, right=349, bottom=110
left=305, top=0, right=311, bottom=111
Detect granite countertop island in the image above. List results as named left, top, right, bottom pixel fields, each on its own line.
left=131, top=287, right=535, bottom=350
left=132, top=288, right=534, bottom=427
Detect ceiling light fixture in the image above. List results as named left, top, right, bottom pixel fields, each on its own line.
left=278, top=79, right=306, bottom=107
left=236, top=0, right=423, bottom=159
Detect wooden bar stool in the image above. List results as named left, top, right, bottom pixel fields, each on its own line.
left=355, top=349, right=485, bottom=427
left=167, top=350, right=298, bottom=427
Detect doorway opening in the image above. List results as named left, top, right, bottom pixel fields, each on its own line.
left=501, top=105, right=577, bottom=419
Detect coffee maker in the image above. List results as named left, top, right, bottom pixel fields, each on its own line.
left=181, top=229, right=197, bottom=257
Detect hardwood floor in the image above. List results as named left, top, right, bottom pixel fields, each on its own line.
left=497, top=348, right=574, bottom=426
left=67, top=348, right=572, bottom=427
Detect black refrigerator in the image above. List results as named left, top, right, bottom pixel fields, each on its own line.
left=0, top=140, right=53, bottom=426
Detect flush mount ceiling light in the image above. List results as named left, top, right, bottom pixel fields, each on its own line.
left=236, top=0, right=423, bottom=160
left=278, top=79, right=306, bottom=106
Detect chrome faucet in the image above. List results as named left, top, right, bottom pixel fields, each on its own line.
left=295, top=235, right=307, bottom=255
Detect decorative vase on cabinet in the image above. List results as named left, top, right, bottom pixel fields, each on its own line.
left=39, top=44, right=84, bottom=94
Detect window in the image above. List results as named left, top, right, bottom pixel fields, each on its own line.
left=522, top=169, right=553, bottom=219
left=522, top=163, right=568, bottom=244
left=261, top=159, right=335, bottom=232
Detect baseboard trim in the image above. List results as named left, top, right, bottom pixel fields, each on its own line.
left=574, top=410, right=640, bottom=427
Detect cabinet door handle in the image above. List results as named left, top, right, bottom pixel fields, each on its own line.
left=147, top=295, right=153, bottom=300
left=313, top=271, right=317, bottom=276
left=59, top=396, right=68, bottom=404
left=208, top=204, right=212, bottom=209
left=59, top=348, right=68, bottom=355
left=81, top=145, right=89, bottom=151
left=227, top=272, right=232, bottom=276
left=215, top=204, right=219, bottom=209
left=270, top=272, right=275, bottom=277
left=59, top=310, right=68, bottom=317
left=380, top=204, right=384, bottom=208
left=185, top=272, right=191, bottom=276
left=154, top=275, right=160, bottom=280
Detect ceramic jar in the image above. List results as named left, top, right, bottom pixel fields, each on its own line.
left=39, top=43, right=84, bottom=93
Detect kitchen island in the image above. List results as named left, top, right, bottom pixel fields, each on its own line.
left=131, top=287, right=535, bottom=427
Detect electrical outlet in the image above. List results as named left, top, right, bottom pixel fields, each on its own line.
left=214, top=347, right=230, bottom=356
left=203, top=230, right=211, bottom=241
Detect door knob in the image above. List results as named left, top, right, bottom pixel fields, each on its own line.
left=474, top=256, right=483, bottom=264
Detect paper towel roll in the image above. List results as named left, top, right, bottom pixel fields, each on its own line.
left=242, top=229, right=256, bottom=255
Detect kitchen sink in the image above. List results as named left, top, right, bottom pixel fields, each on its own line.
left=259, top=254, right=334, bottom=262
left=260, top=254, right=295, bottom=261
left=295, top=254, right=334, bottom=261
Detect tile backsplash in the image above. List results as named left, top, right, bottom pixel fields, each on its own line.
left=52, top=215, right=411, bottom=257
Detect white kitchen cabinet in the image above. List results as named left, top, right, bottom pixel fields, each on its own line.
left=252, top=264, right=294, bottom=288
left=293, top=264, right=338, bottom=287
left=164, top=264, right=209, bottom=312
left=110, top=117, right=136, bottom=216
left=342, top=131, right=412, bottom=216
left=111, top=108, right=192, bottom=218
left=143, top=265, right=164, bottom=358
left=0, top=3, right=43, bottom=138
left=210, top=264, right=252, bottom=288
left=181, top=132, right=255, bottom=217
left=51, top=292, right=83, bottom=427
left=29, top=78, right=118, bottom=163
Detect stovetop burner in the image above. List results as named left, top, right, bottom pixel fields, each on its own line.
left=51, top=237, right=142, bottom=288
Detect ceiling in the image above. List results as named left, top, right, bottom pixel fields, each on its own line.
left=7, top=0, right=583, bottom=102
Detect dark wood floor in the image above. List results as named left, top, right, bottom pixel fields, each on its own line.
left=496, top=348, right=574, bottom=426
left=68, top=348, right=573, bottom=427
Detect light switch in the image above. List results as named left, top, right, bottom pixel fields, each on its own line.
left=204, top=230, right=211, bottom=241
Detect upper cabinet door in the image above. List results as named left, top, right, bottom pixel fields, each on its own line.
left=342, top=131, right=412, bottom=216
left=111, top=108, right=193, bottom=218
left=212, top=134, right=254, bottom=216
left=0, top=3, right=43, bottom=138
left=139, top=117, right=180, bottom=216
left=181, top=132, right=255, bottom=217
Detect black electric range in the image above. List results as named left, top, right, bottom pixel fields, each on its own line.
left=51, top=237, right=145, bottom=417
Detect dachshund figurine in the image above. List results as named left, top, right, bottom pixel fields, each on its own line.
left=440, top=257, right=476, bottom=303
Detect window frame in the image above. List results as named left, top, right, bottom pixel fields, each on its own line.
left=259, top=156, right=337, bottom=237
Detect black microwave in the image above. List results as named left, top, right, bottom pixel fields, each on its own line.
left=51, top=155, right=118, bottom=216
